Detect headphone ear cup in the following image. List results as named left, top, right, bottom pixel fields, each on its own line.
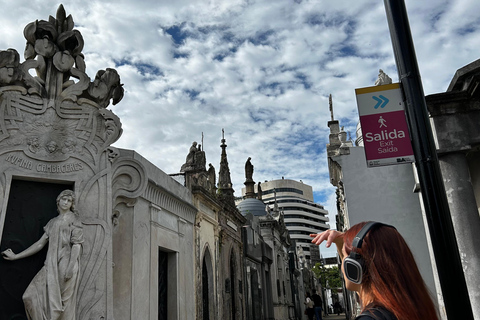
left=343, top=255, right=364, bottom=285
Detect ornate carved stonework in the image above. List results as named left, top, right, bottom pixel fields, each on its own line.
left=0, top=6, right=139, bottom=320
left=0, top=5, right=123, bottom=167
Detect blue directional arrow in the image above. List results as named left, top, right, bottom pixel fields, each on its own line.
left=373, top=95, right=389, bottom=109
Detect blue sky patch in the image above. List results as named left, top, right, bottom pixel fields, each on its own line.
left=114, top=59, right=163, bottom=77
left=213, top=53, right=226, bottom=61
left=295, top=73, right=311, bottom=89
left=164, top=22, right=188, bottom=46
left=248, top=30, right=275, bottom=46
left=339, top=44, right=357, bottom=57
left=135, top=62, right=163, bottom=76
left=248, top=108, right=277, bottom=126
left=173, top=51, right=189, bottom=59
left=457, top=23, right=477, bottom=35
left=185, top=89, right=200, bottom=100
left=213, top=46, right=237, bottom=61
left=257, top=81, right=284, bottom=96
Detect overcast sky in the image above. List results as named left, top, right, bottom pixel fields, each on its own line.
left=1, top=0, right=479, bottom=256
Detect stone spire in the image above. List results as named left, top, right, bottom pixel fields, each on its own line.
left=217, top=129, right=235, bottom=206
left=327, top=94, right=341, bottom=157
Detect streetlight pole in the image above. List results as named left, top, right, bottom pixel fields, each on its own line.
left=383, top=1, right=474, bottom=319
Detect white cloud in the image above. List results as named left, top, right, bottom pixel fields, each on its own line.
left=1, top=0, right=478, bottom=223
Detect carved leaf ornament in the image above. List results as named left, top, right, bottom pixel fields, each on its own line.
left=0, top=5, right=125, bottom=165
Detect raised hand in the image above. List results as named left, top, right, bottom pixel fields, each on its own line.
left=310, top=230, right=344, bottom=248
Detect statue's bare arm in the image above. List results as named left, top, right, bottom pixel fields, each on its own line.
left=1, top=233, right=48, bottom=260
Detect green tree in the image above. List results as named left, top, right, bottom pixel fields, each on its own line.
left=311, top=263, right=343, bottom=289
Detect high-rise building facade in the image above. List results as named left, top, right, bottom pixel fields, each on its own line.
left=241, top=178, right=329, bottom=265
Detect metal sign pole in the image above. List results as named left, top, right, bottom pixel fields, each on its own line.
left=383, top=0, right=473, bottom=319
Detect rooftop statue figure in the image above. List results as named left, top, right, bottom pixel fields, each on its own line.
left=245, top=157, right=254, bottom=181
left=375, top=69, right=392, bottom=86
left=187, top=142, right=197, bottom=163
left=208, top=163, right=216, bottom=189
left=196, top=144, right=206, bottom=169
left=181, top=141, right=208, bottom=172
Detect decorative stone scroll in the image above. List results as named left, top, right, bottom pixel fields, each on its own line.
left=111, top=153, right=148, bottom=226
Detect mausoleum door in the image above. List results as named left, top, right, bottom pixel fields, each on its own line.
left=202, top=258, right=210, bottom=320
left=0, top=180, right=72, bottom=320
left=251, top=269, right=262, bottom=320
left=158, top=250, right=168, bottom=320
left=230, top=252, right=236, bottom=320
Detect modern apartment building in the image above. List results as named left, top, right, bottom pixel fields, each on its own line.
left=241, top=178, right=329, bottom=265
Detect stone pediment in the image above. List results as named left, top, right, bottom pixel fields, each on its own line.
left=0, top=5, right=123, bottom=166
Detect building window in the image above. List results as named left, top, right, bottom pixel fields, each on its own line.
left=262, top=188, right=304, bottom=196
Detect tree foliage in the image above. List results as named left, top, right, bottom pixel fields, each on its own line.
left=311, top=263, right=343, bottom=289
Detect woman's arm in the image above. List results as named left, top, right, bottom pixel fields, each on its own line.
left=1, top=233, right=48, bottom=260
left=309, top=230, right=345, bottom=259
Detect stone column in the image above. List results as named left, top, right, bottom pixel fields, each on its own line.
left=439, top=152, right=480, bottom=319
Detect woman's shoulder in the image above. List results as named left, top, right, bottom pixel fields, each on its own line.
left=355, top=307, right=396, bottom=320
left=44, top=215, right=59, bottom=233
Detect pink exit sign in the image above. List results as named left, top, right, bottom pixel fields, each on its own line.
left=355, top=83, right=414, bottom=167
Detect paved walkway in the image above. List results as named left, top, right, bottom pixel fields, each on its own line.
left=322, top=313, right=347, bottom=320
left=303, top=312, right=348, bottom=320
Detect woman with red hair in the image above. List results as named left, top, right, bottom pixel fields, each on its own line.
left=310, top=221, right=439, bottom=320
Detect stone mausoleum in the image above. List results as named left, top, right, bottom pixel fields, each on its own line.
left=173, top=135, right=247, bottom=320
left=0, top=6, right=196, bottom=320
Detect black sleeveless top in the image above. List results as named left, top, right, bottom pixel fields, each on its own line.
left=355, top=307, right=397, bottom=320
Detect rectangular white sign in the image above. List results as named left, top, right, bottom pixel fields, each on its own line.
left=355, top=83, right=415, bottom=167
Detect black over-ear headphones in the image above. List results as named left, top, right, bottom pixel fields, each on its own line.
left=343, top=221, right=395, bottom=285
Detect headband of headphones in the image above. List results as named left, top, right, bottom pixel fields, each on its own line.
left=351, top=221, right=393, bottom=249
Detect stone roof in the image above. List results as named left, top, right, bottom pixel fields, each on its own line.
left=237, top=198, right=266, bottom=216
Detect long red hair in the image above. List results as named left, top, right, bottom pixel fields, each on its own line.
left=343, top=222, right=439, bottom=320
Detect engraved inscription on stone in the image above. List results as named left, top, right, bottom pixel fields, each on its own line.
left=5, top=154, right=84, bottom=173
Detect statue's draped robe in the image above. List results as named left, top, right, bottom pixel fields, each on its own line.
left=23, top=213, right=84, bottom=320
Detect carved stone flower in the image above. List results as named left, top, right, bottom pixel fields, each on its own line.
left=24, top=43, right=36, bottom=61
left=34, top=37, right=56, bottom=58
left=24, top=20, right=58, bottom=59
left=88, top=69, right=124, bottom=107
left=53, top=50, right=75, bottom=72
left=0, top=49, right=21, bottom=84
left=57, top=30, right=84, bottom=57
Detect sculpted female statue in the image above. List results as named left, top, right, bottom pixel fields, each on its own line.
left=245, top=157, right=254, bottom=181
left=2, top=189, right=84, bottom=320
